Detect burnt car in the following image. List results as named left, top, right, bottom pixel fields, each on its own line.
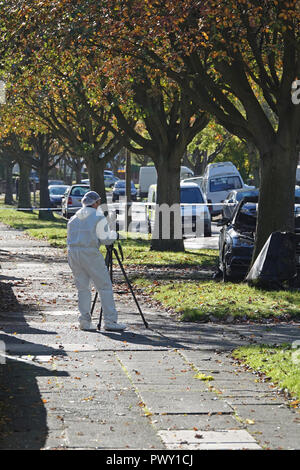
left=218, top=196, right=300, bottom=281
left=222, top=188, right=259, bottom=220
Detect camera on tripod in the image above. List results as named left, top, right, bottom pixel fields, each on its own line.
left=90, top=229, right=148, bottom=332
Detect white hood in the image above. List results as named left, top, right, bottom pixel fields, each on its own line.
left=75, top=206, right=95, bottom=220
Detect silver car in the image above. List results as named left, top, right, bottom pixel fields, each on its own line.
left=61, top=184, right=90, bottom=218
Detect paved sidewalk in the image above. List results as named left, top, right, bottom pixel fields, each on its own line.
left=0, top=222, right=300, bottom=450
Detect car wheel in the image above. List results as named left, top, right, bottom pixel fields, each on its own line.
left=204, top=225, right=212, bottom=237
left=222, top=247, right=230, bottom=282
left=222, top=261, right=230, bottom=282
left=147, top=217, right=152, bottom=234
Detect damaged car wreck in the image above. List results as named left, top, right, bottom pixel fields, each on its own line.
left=217, top=196, right=300, bottom=284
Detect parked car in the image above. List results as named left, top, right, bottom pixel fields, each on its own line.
left=223, top=187, right=300, bottom=221
left=48, top=184, right=70, bottom=208
left=81, top=175, right=119, bottom=188
left=112, top=180, right=137, bottom=202
left=222, top=188, right=259, bottom=220
left=147, top=182, right=211, bottom=238
left=61, top=184, right=90, bottom=218
left=218, top=196, right=300, bottom=281
left=105, top=174, right=120, bottom=187
left=48, top=179, right=65, bottom=185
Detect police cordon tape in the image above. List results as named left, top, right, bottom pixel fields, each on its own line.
left=0, top=201, right=238, bottom=211
left=0, top=207, right=60, bottom=210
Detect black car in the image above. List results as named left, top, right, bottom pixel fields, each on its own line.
left=218, top=197, right=257, bottom=281
left=222, top=188, right=259, bottom=220
left=223, top=187, right=300, bottom=221
left=218, top=196, right=300, bottom=281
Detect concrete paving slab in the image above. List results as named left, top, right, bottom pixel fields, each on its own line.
left=65, top=418, right=165, bottom=450
left=158, top=429, right=261, bottom=450
left=138, top=390, right=232, bottom=414
left=150, top=413, right=239, bottom=431
left=225, top=396, right=286, bottom=406
left=133, top=383, right=212, bottom=393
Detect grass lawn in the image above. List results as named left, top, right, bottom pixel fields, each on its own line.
left=232, top=344, right=300, bottom=401
left=132, top=278, right=300, bottom=322
left=0, top=207, right=68, bottom=248
left=117, top=231, right=217, bottom=268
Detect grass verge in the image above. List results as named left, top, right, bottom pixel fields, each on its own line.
left=232, top=344, right=300, bottom=402
left=117, top=231, right=217, bottom=268
left=0, top=207, right=68, bottom=247
left=132, top=278, right=300, bottom=322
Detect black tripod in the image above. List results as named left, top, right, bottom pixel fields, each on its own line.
left=90, top=242, right=149, bottom=331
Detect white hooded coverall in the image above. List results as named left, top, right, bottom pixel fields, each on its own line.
left=67, top=206, right=119, bottom=327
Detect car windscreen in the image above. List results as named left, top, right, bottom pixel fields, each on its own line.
left=236, top=190, right=259, bottom=201
left=180, top=188, right=204, bottom=204
left=209, top=176, right=242, bottom=192
left=295, top=188, right=300, bottom=203
left=70, top=187, right=90, bottom=197
left=49, top=186, right=68, bottom=195
left=115, top=181, right=134, bottom=188
left=235, top=203, right=257, bottom=230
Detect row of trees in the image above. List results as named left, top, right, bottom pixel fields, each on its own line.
left=0, top=0, right=299, bottom=260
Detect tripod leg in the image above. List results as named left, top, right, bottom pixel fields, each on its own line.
left=97, top=247, right=113, bottom=330
left=113, top=248, right=148, bottom=328
left=97, top=307, right=103, bottom=330
left=90, top=291, right=98, bottom=317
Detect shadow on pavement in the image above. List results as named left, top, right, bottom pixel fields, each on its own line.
left=0, top=353, right=68, bottom=450
left=0, top=278, right=69, bottom=450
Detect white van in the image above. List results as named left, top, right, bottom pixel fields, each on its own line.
left=147, top=182, right=211, bottom=238
left=201, top=162, right=245, bottom=216
left=181, top=176, right=203, bottom=188
left=296, top=165, right=300, bottom=185
left=138, top=165, right=194, bottom=198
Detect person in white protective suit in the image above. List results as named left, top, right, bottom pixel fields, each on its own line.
left=67, top=190, right=126, bottom=332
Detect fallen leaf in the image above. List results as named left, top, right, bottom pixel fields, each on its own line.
left=245, top=419, right=255, bottom=425
left=194, top=372, right=214, bottom=381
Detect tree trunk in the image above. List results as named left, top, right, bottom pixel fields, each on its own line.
left=252, top=142, right=298, bottom=263
left=4, top=161, right=14, bottom=205
left=86, top=155, right=107, bottom=206
left=246, top=141, right=260, bottom=187
left=194, top=149, right=207, bottom=176
left=75, top=165, right=82, bottom=184
left=125, top=149, right=132, bottom=231
left=150, top=157, right=184, bottom=252
left=39, top=149, right=54, bottom=220
left=17, top=160, right=32, bottom=210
